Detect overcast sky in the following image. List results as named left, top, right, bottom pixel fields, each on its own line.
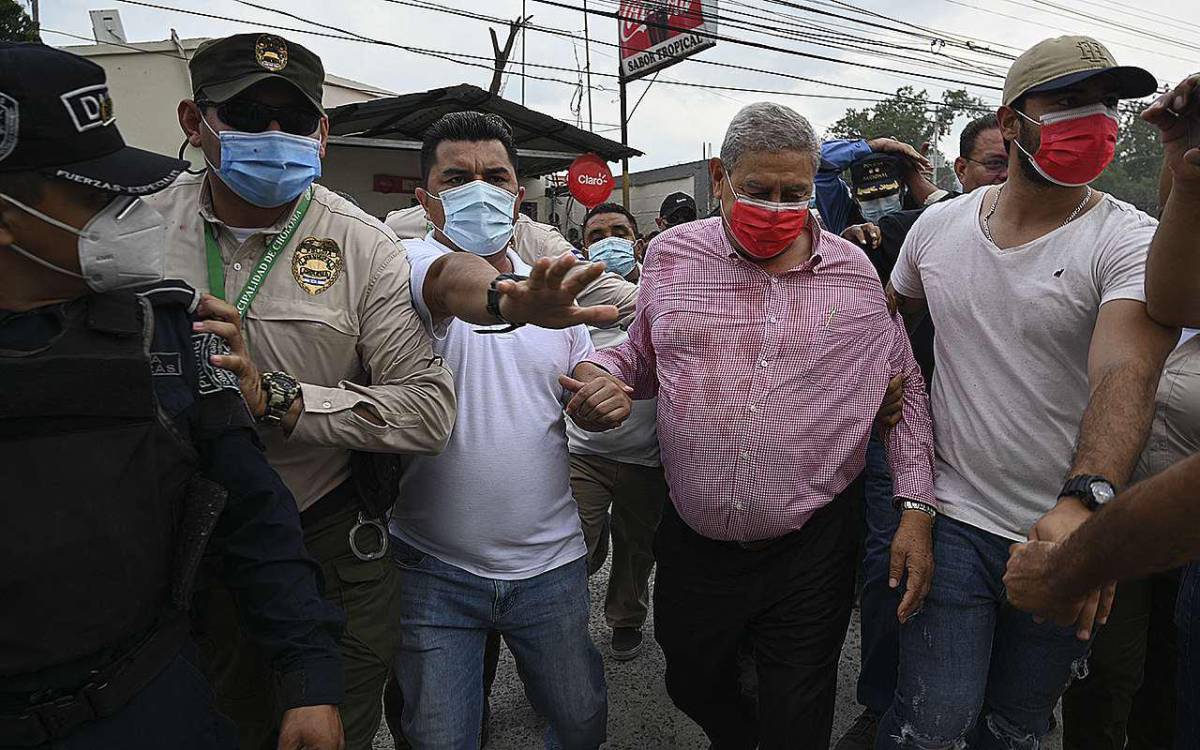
left=33, top=0, right=1200, bottom=171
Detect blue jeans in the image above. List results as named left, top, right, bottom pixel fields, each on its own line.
left=391, top=537, right=607, bottom=749
left=1176, top=562, right=1200, bottom=748
left=859, top=436, right=902, bottom=717
left=876, top=516, right=1090, bottom=749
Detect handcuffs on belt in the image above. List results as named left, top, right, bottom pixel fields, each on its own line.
left=348, top=511, right=389, bottom=561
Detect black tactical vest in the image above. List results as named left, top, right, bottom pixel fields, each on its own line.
left=0, top=292, right=196, bottom=684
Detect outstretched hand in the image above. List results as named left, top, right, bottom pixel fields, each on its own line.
left=498, top=253, right=619, bottom=329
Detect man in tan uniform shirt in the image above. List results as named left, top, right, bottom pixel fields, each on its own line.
left=151, top=33, right=625, bottom=749
left=145, top=34, right=454, bottom=750
left=387, top=204, right=639, bottom=327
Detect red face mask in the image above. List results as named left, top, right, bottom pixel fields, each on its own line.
left=724, top=185, right=810, bottom=259
left=1016, top=103, right=1119, bottom=187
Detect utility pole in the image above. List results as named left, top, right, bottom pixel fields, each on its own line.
left=488, top=16, right=530, bottom=96
left=521, top=0, right=527, bottom=105
left=583, top=0, right=594, bottom=131
left=620, top=73, right=630, bottom=210
left=30, top=0, right=39, bottom=24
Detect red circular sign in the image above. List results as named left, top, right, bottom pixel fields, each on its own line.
left=567, top=153, right=614, bottom=208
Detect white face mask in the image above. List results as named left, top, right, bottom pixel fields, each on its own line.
left=0, top=192, right=167, bottom=292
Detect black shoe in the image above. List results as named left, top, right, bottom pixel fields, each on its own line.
left=611, top=627, right=644, bottom=661
left=833, top=709, right=879, bottom=750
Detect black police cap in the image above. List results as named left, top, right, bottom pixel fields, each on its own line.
left=849, top=153, right=904, bottom=202
left=190, top=33, right=325, bottom=114
left=0, top=42, right=187, bottom=195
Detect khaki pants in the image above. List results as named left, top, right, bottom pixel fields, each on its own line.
left=569, top=452, right=666, bottom=629
left=192, top=505, right=401, bottom=750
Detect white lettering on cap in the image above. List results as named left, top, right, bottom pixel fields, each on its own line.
left=60, top=84, right=116, bottom=133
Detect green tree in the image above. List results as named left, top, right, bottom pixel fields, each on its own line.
left=1093, top=103, right=1162, bottom=215
left=828, top=86, right=987, bottom=191
left=0, top=0, right=39, bottom=42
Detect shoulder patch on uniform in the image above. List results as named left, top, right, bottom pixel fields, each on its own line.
left=137, top=280, right=201, bottom=313
left=191, top=332, right=241, bottom=396
left=292, top=237, right=344, bottom=295
left=149, top=351, right=182, bottom=377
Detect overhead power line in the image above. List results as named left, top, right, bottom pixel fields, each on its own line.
left=523, top=0, right=1004, bottom=90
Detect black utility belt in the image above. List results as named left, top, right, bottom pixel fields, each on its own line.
left=300, top=478, right=390, bottom=562
left=0, top=615, right=188, bottom=747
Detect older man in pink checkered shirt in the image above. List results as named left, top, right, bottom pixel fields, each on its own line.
left=562, top=102, right=936, bottom=750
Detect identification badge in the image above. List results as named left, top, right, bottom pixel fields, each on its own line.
left=292, top=237, right=344, bottom=295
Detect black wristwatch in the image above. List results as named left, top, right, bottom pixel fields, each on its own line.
left=1059, top=475, right=1116, bottom=511
left=478, top=273, right=529, bottom=335
left=259, top=371, right=301, bottom=425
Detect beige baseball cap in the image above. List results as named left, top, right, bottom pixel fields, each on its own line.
left=1003, top=35, right=1157, bottom=107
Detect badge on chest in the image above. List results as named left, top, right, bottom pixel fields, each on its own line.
left=292, top=237, right=344, bottom=295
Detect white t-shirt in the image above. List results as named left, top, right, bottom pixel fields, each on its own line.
left=390, top=235, right=592, bottom=580
left=891, top=188, right=1155, bottom=541
left=566, top=326, right=661, bottom=467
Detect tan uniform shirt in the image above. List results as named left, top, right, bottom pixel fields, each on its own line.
left=1135, top=333, right=1200, bottom=481
left=385, top=205, right=639, bottom=328
left=147, top=173, right=456, bottom=511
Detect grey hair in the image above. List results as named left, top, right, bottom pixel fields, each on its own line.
left=719, top=102, right=821, bottom=174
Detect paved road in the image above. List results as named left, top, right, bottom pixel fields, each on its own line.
left=373, top=559, right=1064, bottom=749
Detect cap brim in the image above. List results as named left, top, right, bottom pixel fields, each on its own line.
left=42, top=144, right=189, bottom=196
left=199, top=72, right=324, bottom=114
left=1026, top=66, right=1158, bottom=100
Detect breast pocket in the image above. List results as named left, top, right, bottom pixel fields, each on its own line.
left=245, top=296, right=361, bottom=376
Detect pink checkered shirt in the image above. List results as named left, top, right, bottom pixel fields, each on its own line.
left=589, top=217, right=935, bottom=542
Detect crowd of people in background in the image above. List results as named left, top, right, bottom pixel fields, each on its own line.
left=4, top=23, right=1200, bottom=750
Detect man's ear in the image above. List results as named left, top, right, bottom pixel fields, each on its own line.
left=997, top=106, right=1021, bottom=144
left=954, top=156, right=968, bottom=184
left=708, top=157, right=726, bottom=199
left=179, top=100, right=204, bottom=147
left=513, top=186, right=526, bottom=221
left=318, top=116, right=330, bottom=159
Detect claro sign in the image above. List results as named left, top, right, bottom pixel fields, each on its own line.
left=617, top=0, right=717, bottom=82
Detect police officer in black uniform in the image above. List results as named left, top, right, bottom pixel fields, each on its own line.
left=0, top=43, right=346, bottom=750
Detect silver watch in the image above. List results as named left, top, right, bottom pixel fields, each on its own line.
left=896, top=498, right=937, bottom=520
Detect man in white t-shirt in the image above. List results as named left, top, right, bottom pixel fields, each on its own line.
left=567, top=202, right=665, bottom=663
left=387, top=112, right=630, bottom=750
left=876, top=36, right=1178, bottom=749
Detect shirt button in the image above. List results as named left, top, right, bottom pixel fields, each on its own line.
left=740, top=451, right=751, bottom=460
left=748, top=404, right=758, bottom=413
left=770, top=277, right=779, bottom=284
left=734, top=502, right=744, bottom=510
left=759, top=360, right=769, bottom=368
left=768, top=316, right=778, bottom=324
left=232, top=262, right=242, bottom=271
left=322, top=400, right=332, bottom=409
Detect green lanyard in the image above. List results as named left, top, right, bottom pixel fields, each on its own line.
left=204, top=188, right=314, bottom=317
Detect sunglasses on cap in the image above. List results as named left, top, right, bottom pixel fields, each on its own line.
left=197, top=99, right=322, bottom=136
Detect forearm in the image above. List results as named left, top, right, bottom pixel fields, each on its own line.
left=424, top=252, right=507, bottom=326
left=1068, top=358, right=1166, bottom=487
left=1146, top=175, right=1200, bottom=327
left=289, top=368, right=456, bottom=455
left=585, top=338, right=656, bottom=399
left=204, top=430, right=346, bottom=707
left=883, top=328, right=936, bottom=505
left=1054, top=451, right=1200, bottom=597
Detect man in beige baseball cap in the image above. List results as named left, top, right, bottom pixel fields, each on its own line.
left=1002, top=35, right=1157, bottom=107
left=873, top=34, right=1178, bottom=750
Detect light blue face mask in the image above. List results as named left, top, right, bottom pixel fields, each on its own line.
left=587, top=236, right=636, bottom=278
left=204, top=118, right=322, bottom=208
left=430, top=180, right=517, bottom=256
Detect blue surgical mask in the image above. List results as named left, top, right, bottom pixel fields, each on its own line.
left=859, top=194, right=903, bottom=224
left=430, top=180, right=516, bottom=256
left=203, top=118, right=321, bottom=208
left=587, top=236, right=636, bottom=278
